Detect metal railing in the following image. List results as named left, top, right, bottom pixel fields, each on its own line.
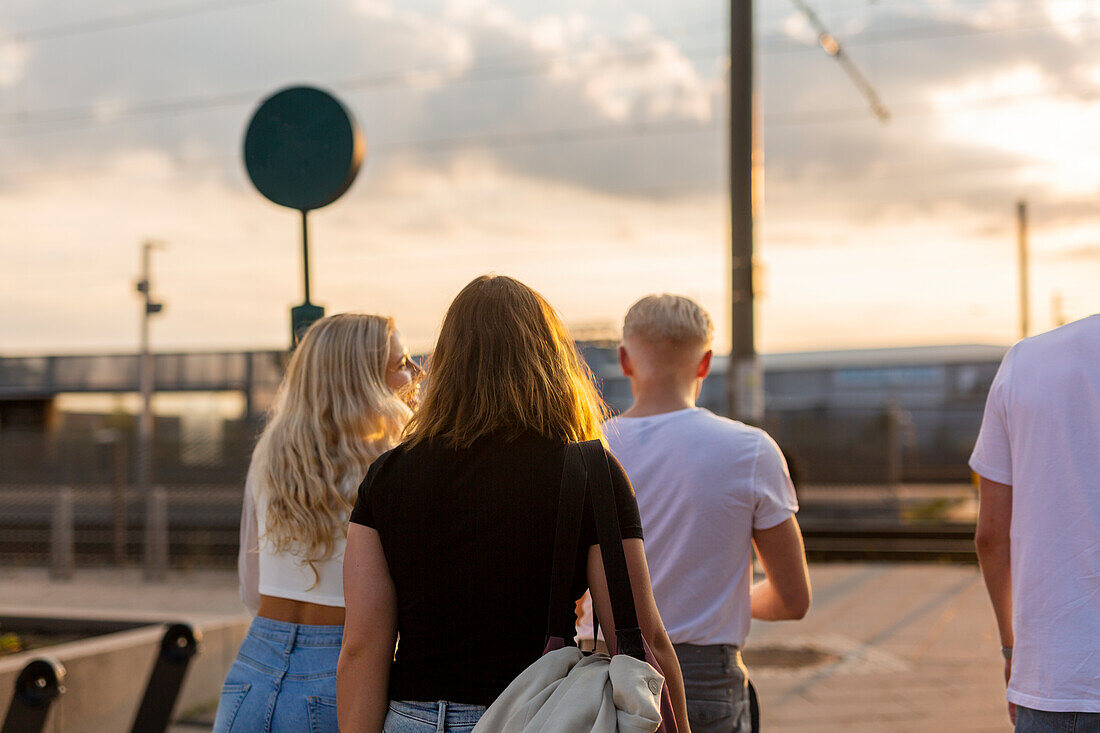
left=0, top=623, right=200, bottom=733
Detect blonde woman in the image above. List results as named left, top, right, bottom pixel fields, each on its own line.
left=337, top=276, right=690, bottom=732
left=214, top=314, right=419, bottom=733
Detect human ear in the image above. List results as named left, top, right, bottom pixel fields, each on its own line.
left=618, top=345, right=634, bottom=377
left=697, top=350, right=713, bottom=379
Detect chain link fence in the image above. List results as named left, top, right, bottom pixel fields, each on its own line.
left=0, top=428, right=256, bottom=571
left=0, top=400, right=984, bottom=570
left=763, top=404, right=981, bottom=486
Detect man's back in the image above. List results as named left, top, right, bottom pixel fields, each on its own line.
left=971, top=314, right=1100, bottom=710
left=603, top=407, right=798, bottom=647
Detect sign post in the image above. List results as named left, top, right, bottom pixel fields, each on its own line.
left=243, top=86, right=365, bottom=346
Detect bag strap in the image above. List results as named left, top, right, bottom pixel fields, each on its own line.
left=577, top=440, right=646, bottom=661
left=545, top=442, right=587, bottom=644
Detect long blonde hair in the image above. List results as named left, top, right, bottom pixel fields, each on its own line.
left=251, top=313, right=411, bottom=574
left=404, top=275, right=606, bottom=448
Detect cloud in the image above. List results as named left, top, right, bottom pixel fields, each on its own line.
left=0, top=0, right=725, bottom=199
left=2, top=0, right=1099, bottom=354
left=0, top=42, right=27, bottom=87
left=2, top=0, right=1099, bottom=213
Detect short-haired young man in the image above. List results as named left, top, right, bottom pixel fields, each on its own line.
left=591, top=294, right=811, bottom=733
left=971, top=314, right=1100, bottom=731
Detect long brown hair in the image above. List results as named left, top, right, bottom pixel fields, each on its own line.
left=404, top=275, right=606, bottom=447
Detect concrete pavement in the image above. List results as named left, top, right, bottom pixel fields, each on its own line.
left=749, top=563, right=1010, bottom=732
left=0, top=562, right=1012, bottom=732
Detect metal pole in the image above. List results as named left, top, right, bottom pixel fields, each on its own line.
left=136, top=242, right=160, bottom=495
left=728, top=0, right=758, bottom=422
left=112, top=435, right=127, bottom=564
left=1016, top=200, right=1029, bottom=340
left=144, top=486, right=168, bottom=581
left=50, top=487, right=74, bottom=581
left=300, top=209, right=312, bottom=305
left=886, top=402, right=902, bottom=515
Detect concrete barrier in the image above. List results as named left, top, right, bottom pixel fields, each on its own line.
left=0, top=608, right=248, bottom=732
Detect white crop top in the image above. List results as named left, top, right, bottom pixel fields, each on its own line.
left=237, top=468, right=357, bottom=613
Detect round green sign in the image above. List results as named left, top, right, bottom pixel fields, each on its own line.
left=243, top=86, right=364, bottom=211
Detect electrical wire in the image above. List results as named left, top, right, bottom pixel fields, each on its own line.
left=787, top=0, right=890, bottom=122
left=760, top=12, right=1100, bottom=54
left=0, top=0, right=285, bottom=45
left=0, top=7, right=1095, bottom=133
left=0, top=40, right=728, bottom=135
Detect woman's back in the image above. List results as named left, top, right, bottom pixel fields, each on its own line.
left=351, top=431, right=642, bottom=706
left=251, top=472, right=358, bottom=609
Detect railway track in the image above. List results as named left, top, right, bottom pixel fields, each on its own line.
left=0, top=520, right=978, bottom=566
left=801, top=522, right=976, bottom=563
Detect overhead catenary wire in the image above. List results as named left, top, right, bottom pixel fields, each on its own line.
left=0, top=0, right=285, bottom=45
left=788, top=0, right=890, bottom=122
left=0, top=3, right=1097, bottom=187
left=2, top=6, right=1096, bottom=133
left=2, top=81, right=1096, bottom=188
left=0, top=97, right=1079, bottom=189
left=3, top=47, right=1096, bottom=142
left=761, top=11, right=1100, bottom=53
left=0, top=39, right=730, bottom=135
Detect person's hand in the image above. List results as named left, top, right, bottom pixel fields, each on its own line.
left=1004, top=658, right=1016, bottom=725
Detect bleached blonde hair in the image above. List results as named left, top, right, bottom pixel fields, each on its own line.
left=623, top=294, right=714, bottom=349
left=250, top=313, right=411, bottom=579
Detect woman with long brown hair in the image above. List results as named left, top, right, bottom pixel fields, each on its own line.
left=337, top=276, right=689, bottom=732
left=214, top=313, right=420, bottom=733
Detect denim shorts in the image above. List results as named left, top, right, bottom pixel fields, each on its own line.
left=1016, top=706, right=1100, bottom=733
left=674, top=643, right=752, bottom=733
left=213, top=615, right=343, bottom=733
left=384, top=700, right=486, bottom=732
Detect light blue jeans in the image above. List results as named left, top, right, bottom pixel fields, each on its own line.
left=1016, top=706, right=1100, bottom=733
left=213, top=616, right=343, bottom=733
left=384, top=700, right=486, bottom=732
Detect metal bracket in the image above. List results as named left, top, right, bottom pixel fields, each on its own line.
left=2, top=658, right=66, bottom=733
left=129, top=623, right=201, bottom=733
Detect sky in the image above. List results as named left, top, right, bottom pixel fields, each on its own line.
left=2, top=0, right=1100, bottom=356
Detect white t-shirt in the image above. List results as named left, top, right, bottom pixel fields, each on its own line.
left=579, top=407, right=798, bottom=647
left=969, top=314, right=1100, bottom=713
left=237, top=466, right=355, bottom=613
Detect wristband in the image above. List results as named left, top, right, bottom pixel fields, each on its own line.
left=1000, top=646, right=1013, bottom=660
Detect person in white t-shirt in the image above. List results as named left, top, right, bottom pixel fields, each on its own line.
left=582, top=293, right=811, bottom=733
left=971, top=314, right=1100, bottom=731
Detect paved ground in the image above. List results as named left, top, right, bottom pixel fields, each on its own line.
left=750, top=563, right=1010, bottom=732
left=0, top=562, right=1011, bottom=732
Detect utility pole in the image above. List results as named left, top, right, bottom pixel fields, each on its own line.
left=728, top=0, right=761, bottom=423
left=135, top=241, right=164, bottom=495
left=1016, top=200, right=1029, bottom=340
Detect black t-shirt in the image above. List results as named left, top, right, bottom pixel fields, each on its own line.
left=348, top=431, right=644, bottom=707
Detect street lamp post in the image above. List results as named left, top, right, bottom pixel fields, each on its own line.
left=135, top=240, right=164, bottom=496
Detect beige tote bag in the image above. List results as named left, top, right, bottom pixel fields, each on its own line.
left=473, top=441, right=675, bottom=733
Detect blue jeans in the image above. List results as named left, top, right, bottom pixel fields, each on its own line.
left=384, top=700, right=486, bottom=732
left=674, top=643, right=751, bottom=733
left=1017, top=706, right=1100, bottom=733
left=213, top=616, right=343, bottom=733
